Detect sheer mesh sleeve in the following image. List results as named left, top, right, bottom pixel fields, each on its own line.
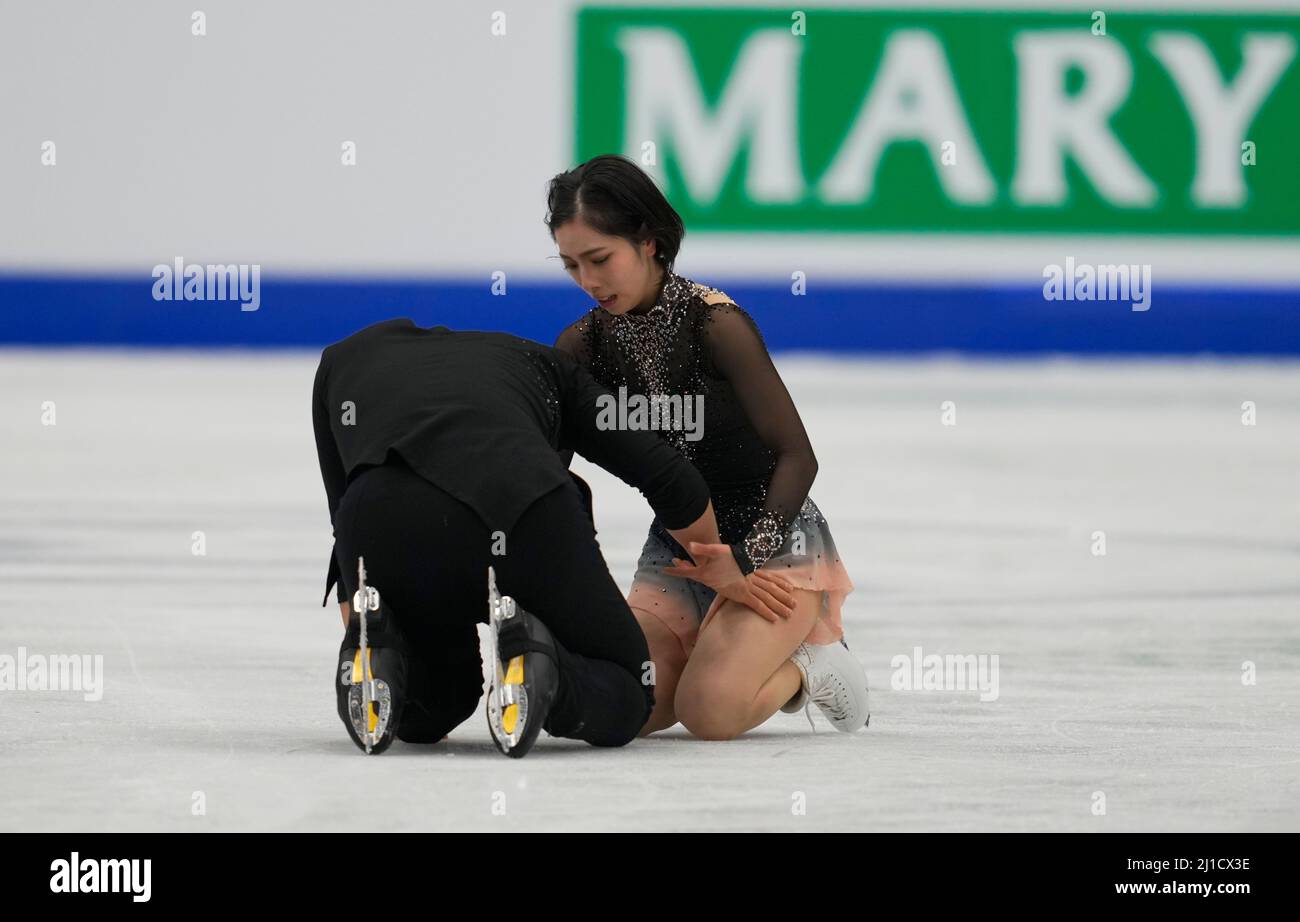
left=702, top=300, right=818, bottom=574
left=554, top=315, right=592, bottom=365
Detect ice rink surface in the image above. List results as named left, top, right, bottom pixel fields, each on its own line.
left=1, top=349, right=1297, bottom=832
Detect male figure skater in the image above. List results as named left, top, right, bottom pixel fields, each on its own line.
left=313, top=319, right=794, bottom=756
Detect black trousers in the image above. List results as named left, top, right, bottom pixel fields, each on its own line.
left=332, top=452, right=654, bottom=747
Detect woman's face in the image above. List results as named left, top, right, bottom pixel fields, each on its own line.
left=554, top=217, right=663, bottom=315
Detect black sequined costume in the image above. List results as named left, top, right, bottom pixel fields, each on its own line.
left=556, top=269, right=825, bottom=574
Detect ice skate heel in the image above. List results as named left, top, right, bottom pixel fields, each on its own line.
left=484, top=566, right=560, bottom=759
left=788, top=639, right=871, bottom=733
left=336, top=557, right=409, bottom=754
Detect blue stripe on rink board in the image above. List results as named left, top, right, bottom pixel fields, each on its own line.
left=1, top=273, right=1297, bottom=355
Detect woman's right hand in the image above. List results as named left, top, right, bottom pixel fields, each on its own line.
left=662, top=542, right=796, bottom=623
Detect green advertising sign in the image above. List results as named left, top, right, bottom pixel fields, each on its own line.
left=575, top=7, right=1300, bottom=234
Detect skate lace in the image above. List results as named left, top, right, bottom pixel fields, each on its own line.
left=801, top=697, right=817, bottom=732
left=806, top=675, right=848, bottom=729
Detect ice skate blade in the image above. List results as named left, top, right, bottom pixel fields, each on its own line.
left=485, top=566, right=536, bottom=757
left=487, top=653, right=531, bottom=756
left=344, top=647, right=397, bottom=754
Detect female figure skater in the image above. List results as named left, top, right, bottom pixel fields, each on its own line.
left=547, top=154, right=870, bottom=740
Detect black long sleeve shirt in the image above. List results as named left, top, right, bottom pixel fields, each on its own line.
left=313, top=318, right=710, bottom=606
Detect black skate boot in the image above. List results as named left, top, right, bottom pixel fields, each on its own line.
left=484, top=566, right=561, bottom=759
left=336, top=557, right=410, bottom=755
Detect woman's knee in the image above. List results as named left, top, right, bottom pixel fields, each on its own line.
left=674, top=671, right=751, bottom=740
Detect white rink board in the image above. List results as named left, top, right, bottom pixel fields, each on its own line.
left=4, top=0, right=1300, bottom=284
left=0, top=350, right=1297, bottom=832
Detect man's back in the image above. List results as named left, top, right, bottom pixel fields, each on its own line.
left=312, top=318, right=574, bottom=535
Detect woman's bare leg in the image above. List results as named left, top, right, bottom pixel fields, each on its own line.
left=674, top=588, right=825, bottom=740
left=627, top=585, right=692, bottom=736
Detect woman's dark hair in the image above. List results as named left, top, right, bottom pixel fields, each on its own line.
left=546, top=154, right=685, bottom=270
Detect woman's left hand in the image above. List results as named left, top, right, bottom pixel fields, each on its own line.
left=662, top=542, right=796, bottom=623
